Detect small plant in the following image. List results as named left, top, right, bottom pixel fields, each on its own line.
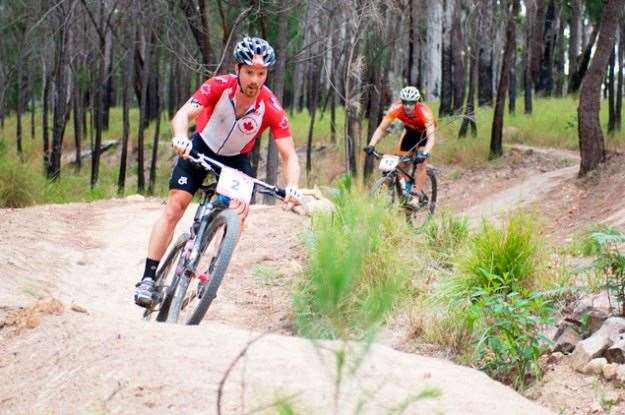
left=567, top=224, right=623, bottom=256
left=422, top=210, right=469, bottom=266
left=293, top=177, right=414, bottom=338
left=591, top=229, right=625, bottom=315
left=470, top=290, right=554, bottom=389
left=0, top=158, right=43, bottom=207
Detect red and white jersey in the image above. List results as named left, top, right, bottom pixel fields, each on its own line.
left=190, top=74, right=291, bottom=156
left=382, top=101, right=436, bottom=132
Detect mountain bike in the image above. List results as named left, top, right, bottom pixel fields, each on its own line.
left=142, top=150, right=286, bottom=325
left=367, top=149, right=437, bottom=227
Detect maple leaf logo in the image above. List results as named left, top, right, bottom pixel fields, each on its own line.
left=243, top=121, right=254, bottom=131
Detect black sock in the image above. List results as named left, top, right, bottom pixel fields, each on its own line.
left=142, top=258, right=159, bottom=280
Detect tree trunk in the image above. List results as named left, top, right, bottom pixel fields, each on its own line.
left=137, top=27, right=151, bottom=193
left=509, top=44, right=517, bottom=114
left=263, top=0, right=289, bottom=204
left=440, top=0, right=453, bottom=116
left=569, top=0, right=582, bottom=83
left=617, top=21, right=624, bottom=130
left=535, top=0, right=556, bottom=95
left=477, top=0, right=493, bottom=106
left=530, top=0, right=547, bottom=85
left=148, top=46, right=161, bottom=195
left=554, top=12, right=565, bottom=96
left=73, top=83, right=82, bottom=170
left=608, top=47, right=616, bottom=133
left=118, top=26, right=135, bottom=195
left=524, top=2, right=534, bottom=114
left=459, top=39, right=478, bottom=138
left=570, top=26, right=599, bottom=94
left=42, top=69, right=50, bottom=170
left=16, top=55, right=24, bottom=157
left=578, top=0, right=624, bottom=176
left=48, top=4, right=73, bottom=180
left=179, top=0, right=213, bottom=68
left=490, top=0, right=519, bottom=158
left=451, top=0, right=465, bottom=113
left=103, top=28, right=113, bottom=130
left=425, top=1, right=443, bottom=100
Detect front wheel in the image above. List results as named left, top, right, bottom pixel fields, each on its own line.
left=167, top=208, right=241, bottom=325
left=405, top=167, right=438, bottom=228
left=142, top=232, right=190, bottom=322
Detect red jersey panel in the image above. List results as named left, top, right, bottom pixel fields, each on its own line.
left=382, top=101, right=436, bottom=132
left=190, top=74, right=290, bottom=156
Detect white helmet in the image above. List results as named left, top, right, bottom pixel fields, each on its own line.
left=399, top=86, right=421, bottom=102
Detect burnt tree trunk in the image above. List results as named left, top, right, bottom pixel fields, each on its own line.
left=477, top=0, right=493, bottom=106
left=440, top=0, right=453, bottom=116
left=509, top=44, right=517, bottom=114
left=554, top=13, right=565, bottom=96
left=578, top=0, right=624, bottom=176
left=42, top=69, right=51, bottom=170
left=524, top=1, right=534, bottom=113
left=616, top=22, right=624, bottom=130
left=451, top=0, right=465, bottom=113
left=137, top=28, right=152, bottom=193
left=569, top=0, right=582, bottom=85
left=570, top=26, right=599, bottom=94
left=118, top=28, right=135, bottom=195
left=73, top=83, right=82, bottom=171
left=148, top=46, right=161, bottom=195
left=608, top=47, right=616, bottom=133
left=535, top=0, right=556, bottom=95
left=490, top=0, right=519, bottom=158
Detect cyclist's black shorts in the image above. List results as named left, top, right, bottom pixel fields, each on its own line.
left=399, top=127, right=428, bottom=152
left=169, top=133, right=254, bottom=195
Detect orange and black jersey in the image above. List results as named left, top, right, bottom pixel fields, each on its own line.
left=383, top=101, right=436, bottom=152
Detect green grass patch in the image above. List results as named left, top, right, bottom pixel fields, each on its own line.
left=293, top=176, right=416, bottom=338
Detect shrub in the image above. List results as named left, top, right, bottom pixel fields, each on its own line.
left=293, top=176, right=415, bottom=338
left=422, top=210, right=469, bottom=266
left=0, top=158, right=43, bottom=207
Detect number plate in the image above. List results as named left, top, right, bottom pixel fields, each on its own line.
left=378, top=155, right=400, bottom=172
left=216, top=167, right=254, bottom=204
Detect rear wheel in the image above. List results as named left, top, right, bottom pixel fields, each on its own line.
left=167, top=209, right=241, bottom=325
left=142, top=232, right=190, bottom=322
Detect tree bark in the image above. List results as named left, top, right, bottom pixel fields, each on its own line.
left=48, top=2, right=74, bottom=180
left=608, top=47, right=616, bottom=133
left=425, top=1, right=443, bottom=100
left=477, top=0, right=493, bottom=106
left=570, top=26, right=599, bottom=94
left=509, top=43, right=517, bottom=114
left=617, top=22, right=624, bottom=130
left=459, top=38, right=478, bottom=138
left=42, top=68, right=51, bottom=170
left=137, top=27, right=152, bottom=193
left=440, top=0, right=454, bottom=116
left=524, top=0, right=534, bottom=113
left=554, top=12, right=565, bottom=96
left=451, top=0, right=465, bottom=113
left=148, top=45, right=161, bottom=195
left=530, top=0, right=546, bottom=84
left=263, top=0, right=289, bottom=204
left=535, top=0, right=556, bottom=95
left=490, top=0, right=519, bottom=158
left=118, top=26, right=135, bottom=195
left=569, top=0, right=582, bottom=84
left=179, top=0, right=213, bottom=68
left=578, top=0, right=624, bottom=176
left=73, top=83, right=82, bottom=171
left=16, top=54, right=24, bottom=157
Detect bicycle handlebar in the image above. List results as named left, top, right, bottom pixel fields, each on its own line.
left=187, top=150, right=286, bottom=199
left=366, top=149, right=425, bottom=164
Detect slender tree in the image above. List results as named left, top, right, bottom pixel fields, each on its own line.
left=578, top=0, right=624, bottom=175
left=490, top=0, right=519, bottom=158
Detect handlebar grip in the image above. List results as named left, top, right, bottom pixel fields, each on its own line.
left=275, top=188, right=286, bottom=198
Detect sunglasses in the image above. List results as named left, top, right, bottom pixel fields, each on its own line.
left=401, top=100, right=417, bottom=106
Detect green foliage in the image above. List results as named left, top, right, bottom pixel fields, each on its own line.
left=422, top=210, right=469, bottom=266
left=470, top=291, right=553, bottom=389
left=0, top=157, right=44, bottom=207
left=293, top=178, right=415, bottom=338
left=421, top=214, right=553, bottom=389
left=568, top=224, right=624, bottom=256
left=434, top=214, right=544, bottom=308
left=590, top=229, right=625, bottom=314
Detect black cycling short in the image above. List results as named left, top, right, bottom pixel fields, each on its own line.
left=399, top=127, right=428, bottom=152
left=169, top=133, right=254, bottom=195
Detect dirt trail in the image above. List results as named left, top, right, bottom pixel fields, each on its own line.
left=0, top=198, right=554, bottom=414
left=457, top=145, right=579, bottom=223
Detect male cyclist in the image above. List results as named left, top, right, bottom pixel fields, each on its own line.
left=364, top=86, right=436, bottom=207
left=134, top=36, right=301, bottom=308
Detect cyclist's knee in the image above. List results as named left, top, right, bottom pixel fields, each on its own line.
left=163, top=193, right=190, bottom=225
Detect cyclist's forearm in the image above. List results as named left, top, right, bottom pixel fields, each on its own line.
left=369, top=127, right=385, bottom=147
left=171, top=111, right=190, bottom=138
left=283, top=153, right=300, bottom=187
left=423, top=126, right=436, bottom=153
